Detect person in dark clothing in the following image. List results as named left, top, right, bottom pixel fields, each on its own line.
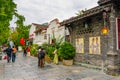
left=38, top=46, right=45, bottom=68
left=12, top=46, right=17, bottom=63
left=5, top=46, right=13, bottom=63
left=23, top=47, right=27, bottom=56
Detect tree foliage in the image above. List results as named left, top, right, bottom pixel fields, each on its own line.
left=0, top=0, right=30, bottom=46
left=0, top=0, right=17, bottom=45
left=15, top=25, right=31, bottom=45
left=0, top=0, right=25, bottom=45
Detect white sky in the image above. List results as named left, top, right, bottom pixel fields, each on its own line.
left=12, top=0, right=98, bottom=26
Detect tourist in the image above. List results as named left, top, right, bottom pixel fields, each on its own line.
left=12, top=46, right=17, bottom=63
left=38, top=46, right=45, bottom=68
left=5, top=46, right=12, bottom=63
left=23, top=47, right=27, bottom=56
left=53, top=48, right=58, bottom=65
left=27, top=46, right=30, bottom=56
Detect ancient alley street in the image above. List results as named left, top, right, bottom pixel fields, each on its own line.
left=0, top=52, right=119, bottom=80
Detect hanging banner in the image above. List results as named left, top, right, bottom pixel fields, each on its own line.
left=20, top=37, right=25, bottom=45
left=116, top=18, right=120, bottom=50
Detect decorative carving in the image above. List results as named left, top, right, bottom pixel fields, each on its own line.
left=76, top=29, right=94, bottom=35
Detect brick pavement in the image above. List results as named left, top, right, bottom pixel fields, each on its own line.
left=0, top=52, right=119, bottom=80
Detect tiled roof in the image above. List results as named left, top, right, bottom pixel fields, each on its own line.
left=32, top=23, right=41, bottom=26
left=34, top=27, right=48, bottom=33
left=98, top=0, right=111, bottom=6
left=60, top=4, right=112, bottom=26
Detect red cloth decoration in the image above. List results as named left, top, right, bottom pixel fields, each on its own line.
left=20, top=37, right=25, bottom=45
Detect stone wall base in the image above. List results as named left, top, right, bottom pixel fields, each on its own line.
left=106, top=65, right=120, bottom=76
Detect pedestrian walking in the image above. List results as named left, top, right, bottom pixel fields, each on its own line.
left=38, top=46, right=45, bottom=68
left=12, top=46, right=17, bottom=63
left=23, top=47, right=27, bottom=56
left=5, top=46, right=12, bottom=63
left=27, top=46, right=30, bottom=56
left=53, top=48, right=58, bottom=65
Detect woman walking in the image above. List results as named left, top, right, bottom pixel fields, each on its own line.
left=53, top=48, right=58, bottom=65
left=12, top=46, right=17, bottom=63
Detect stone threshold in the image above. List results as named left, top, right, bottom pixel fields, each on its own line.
left=74, top=62, right=106, bottom=71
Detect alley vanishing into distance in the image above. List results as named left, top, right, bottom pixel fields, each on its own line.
left=0, top=52, right=119, bottom=80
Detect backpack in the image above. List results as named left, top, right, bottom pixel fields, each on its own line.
left=38, top=51, right=45, bottom=59
left=6, top=47, right=12, bottom=55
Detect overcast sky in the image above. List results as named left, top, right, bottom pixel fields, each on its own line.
left=12, top=0, right=98, bottom=26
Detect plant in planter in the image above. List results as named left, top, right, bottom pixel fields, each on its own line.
left=30, top=44, right=38, bottom=57
left=42, top=33, right=64, bottom=63
left=58, top=42, right=75, bottom=65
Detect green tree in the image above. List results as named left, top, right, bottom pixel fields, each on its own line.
left=0, top=0, right=25, bottom=45
left=10, top=31, right=19, bottom=45
left=10, top=25, right=31, bottom=46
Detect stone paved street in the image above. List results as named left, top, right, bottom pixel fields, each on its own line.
left=0, top=52, right=119, bottom=80
left=0, top=61, right=4, bottom=80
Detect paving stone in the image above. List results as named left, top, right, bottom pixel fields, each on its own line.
left=0, top=52, right=118, bottom=80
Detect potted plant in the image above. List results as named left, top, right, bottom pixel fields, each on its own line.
left=58, top=42, right=75, bottom=66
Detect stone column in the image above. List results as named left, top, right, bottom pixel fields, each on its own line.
left=106, top=5, right=119, bottom=75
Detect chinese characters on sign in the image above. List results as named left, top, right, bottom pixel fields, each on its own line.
left=89, top=36, right=101, bottom=54
left=75, top=38, right=84, bottom=53
left=75, top=37, right=101, bottom=54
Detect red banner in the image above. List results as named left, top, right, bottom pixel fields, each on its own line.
left=116, top=18, right=120, bottom=49
left=20, top=37, right=25, bottom=45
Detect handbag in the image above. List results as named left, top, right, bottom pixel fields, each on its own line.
left=3, top=55, right=8, bottom=60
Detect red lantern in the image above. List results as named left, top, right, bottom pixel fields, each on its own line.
left=20, top=37, right=25, bottom=45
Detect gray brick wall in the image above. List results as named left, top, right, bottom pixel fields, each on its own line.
left=71, top=6, right=120, bottom=75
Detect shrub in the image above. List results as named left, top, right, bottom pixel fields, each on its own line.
left=30, top=44, right=38, bottom=57
left=58, top=42, right=75, bottom=60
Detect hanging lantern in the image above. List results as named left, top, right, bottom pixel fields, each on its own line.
left=101, top=11, right=109, bottom=35
left=101, top=26, right=108, bottom=35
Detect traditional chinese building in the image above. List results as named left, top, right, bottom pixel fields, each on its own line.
left=47, top=18, right=69, bottom=44
left=34, top=23, right=48, bottom=46
left=60, top=0, right=120, bottom=75
left=29, top=23, right=39, bottom=44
